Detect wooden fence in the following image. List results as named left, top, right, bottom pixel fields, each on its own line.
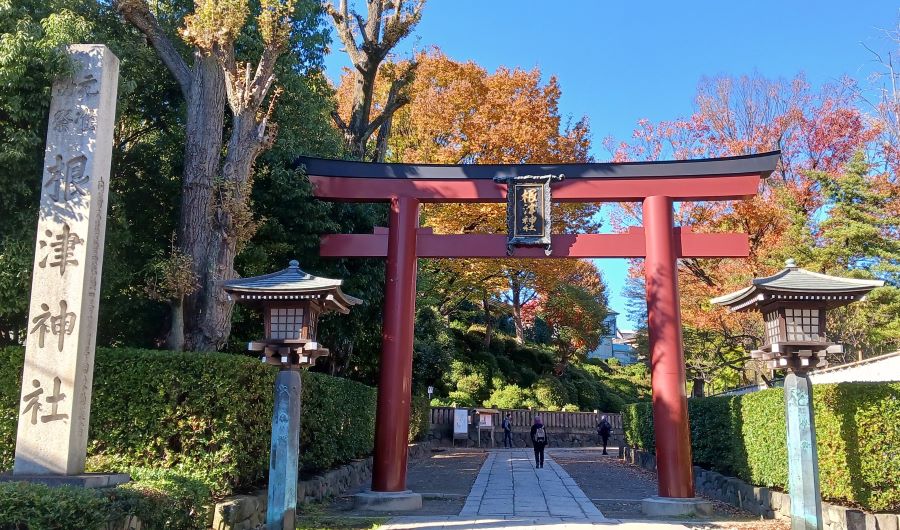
left=429, top=407, right=622, bottom=432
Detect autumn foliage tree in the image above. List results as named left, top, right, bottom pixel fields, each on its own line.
left=336, top=49, right=603, bottom=342
left=324, top=0, right=424, bottom=160
left=536, top=260, right=608, bottom=375
left=612, top=73, right=897, bottom=391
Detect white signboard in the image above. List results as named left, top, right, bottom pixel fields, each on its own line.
left=453, top=408, right=469, bottom=439
left=479, top=413, right=493, bottom=427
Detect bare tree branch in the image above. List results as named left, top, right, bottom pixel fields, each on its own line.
left=115, top=0, right=192, bottom=97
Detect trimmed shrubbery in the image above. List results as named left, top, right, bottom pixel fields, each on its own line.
left=408, top=395, right=430, bottom=442
left=623, top=383, right=900, bottom=512
left=0, top=346, right=376, bottom=497
left=0, top=467, right=211, bottom=530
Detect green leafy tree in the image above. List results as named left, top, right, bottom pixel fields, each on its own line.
left=811, top=152, right=900, bottom=358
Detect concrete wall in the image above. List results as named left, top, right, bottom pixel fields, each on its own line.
left=809, top=352, right=900, bottom=384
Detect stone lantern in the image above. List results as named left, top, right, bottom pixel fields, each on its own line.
left=222, top=260, right=361, bottom=529
left=712, top=259, right=883, bottom=373
left=224, top=260, right=360, bottom=368
left=711, top=259, right=882, bottom=530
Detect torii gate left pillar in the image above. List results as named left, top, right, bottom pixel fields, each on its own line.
left=372, top=196, right=419, bottom=493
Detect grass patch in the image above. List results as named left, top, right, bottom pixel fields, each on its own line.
left=295, top=515, right=387, bottom=529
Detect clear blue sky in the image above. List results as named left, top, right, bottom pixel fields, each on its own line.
left=321, top=1, right=898, bottom=329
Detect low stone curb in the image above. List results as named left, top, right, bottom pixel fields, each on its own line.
left=211, top=442, right=431, bottom=530
left=621, top=446, right=899, bottom=530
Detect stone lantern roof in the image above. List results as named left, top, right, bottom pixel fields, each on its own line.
left=222, top=260, right=362, bottom=314
left=710, top=259, right=884, bottom=312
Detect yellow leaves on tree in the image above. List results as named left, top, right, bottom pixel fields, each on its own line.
left=180, top=0, right=249, bottom=51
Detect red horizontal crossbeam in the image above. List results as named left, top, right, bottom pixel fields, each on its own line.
left=309, top=174, right=761, bottom=203
left=320, top=227, right=749, bottom=259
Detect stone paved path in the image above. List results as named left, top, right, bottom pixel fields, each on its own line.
left=550, top=448, right=656, bottom=518
left=459, top=450, right=605, bottom=520
left=378, top=448, right=789, bottom=529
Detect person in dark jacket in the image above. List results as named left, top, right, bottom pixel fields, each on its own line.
left=530, top=416, right=547, bottom=468
left=597, top=415, right=612, bottom=455
left=502, top=413, right=513, bottom=448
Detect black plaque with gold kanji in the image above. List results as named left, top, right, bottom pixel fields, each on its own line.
left=493, top=173, right=564, bottom=255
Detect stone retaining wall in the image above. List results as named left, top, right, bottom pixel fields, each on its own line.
left=621, top=446, right=899, bottom=530
left=211, top=442, right=431, bottom=530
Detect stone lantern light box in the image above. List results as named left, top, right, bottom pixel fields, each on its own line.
left=711, top=259, right=884, bottom=371
left=222, top=260, right=362, bottom=367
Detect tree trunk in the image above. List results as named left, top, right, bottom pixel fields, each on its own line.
left=165, top=298, right=185, bottom=351
left=180, top=54, right=227, bottom=351
left=692, top=377, right=706, bottom=397
left=482, top=290, right=492, bottom=348
left=348, top=65, right=376, bottom=158
left=510, top=276, right=525, bottom=344
left=188, top=106, right=261, bottom=351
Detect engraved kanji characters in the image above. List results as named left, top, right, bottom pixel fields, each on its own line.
left=39, top=224, right=83, bottom=275
left=55, top=74, right=99, bottom=101
left=45, top=154, right=89, bottom=203
left=21, top=377, right=68, bottom=425
left=30, top=300, right=77, bottom=351
left=52, top=108, right=97, bottom=135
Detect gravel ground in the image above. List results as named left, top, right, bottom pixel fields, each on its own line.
left=550, top=448, right=790, bottom=529
left=322, top=449, right=487, bottom=517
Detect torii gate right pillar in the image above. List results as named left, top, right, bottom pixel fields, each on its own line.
left=643, top=195, right=695, bottom=499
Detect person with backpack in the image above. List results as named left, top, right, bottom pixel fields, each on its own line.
left=530, top=416, right=548, bottom=468
left=502, top=413, right=513, bottom=448
left=597, top=415, right=612, bottom=455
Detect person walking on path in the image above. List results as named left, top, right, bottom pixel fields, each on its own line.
left=502, top=413, right=513, bottom=448
left=530, top=416, right=548, bottom=468
left=597, top=415, right=612, bottom=455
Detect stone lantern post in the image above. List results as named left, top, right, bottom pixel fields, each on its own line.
left=223, top=260, right=361, bottom=530
left=711, top=259, right=883, bottom=530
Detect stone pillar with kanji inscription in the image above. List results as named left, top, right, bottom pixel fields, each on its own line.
left=13, top=45, right=118, bottom=476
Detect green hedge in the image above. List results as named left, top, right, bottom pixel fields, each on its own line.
left=408, top=395, right=430, bottom=442
left=623, top=383, right=900, bottom=512
left=0, top=347, right=376, bottom=496
left=0, top=468, right=211, bottom=530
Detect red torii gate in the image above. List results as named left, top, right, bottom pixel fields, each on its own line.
left=302, top=152, right=779, bottom=503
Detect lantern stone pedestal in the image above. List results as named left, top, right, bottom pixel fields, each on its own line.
left=784, top=371, right=823, bottom=530
left=353, top=490, right=423, bottom=511
left=266, top=369, right=302, bottom=530
left=641, top=496, right=713, bottom=517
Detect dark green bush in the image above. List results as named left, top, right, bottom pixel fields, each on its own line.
left=0, top=468, right=210, bottom=530
left=299, top=370, right=375, bottom=473
left=0, top=481, right=109, bottom=530
left=115, top=467, right=213, bottom=530
left=623, top=383, right=900, bottom=512
left=0, top=347, right=376, bottom=496
left=408, top=395, right=430, bottom=442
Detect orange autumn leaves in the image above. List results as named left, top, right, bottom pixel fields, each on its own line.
left=334, top=48, right=605, bottom=352
left=611, top=74, right=889, bottom=342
